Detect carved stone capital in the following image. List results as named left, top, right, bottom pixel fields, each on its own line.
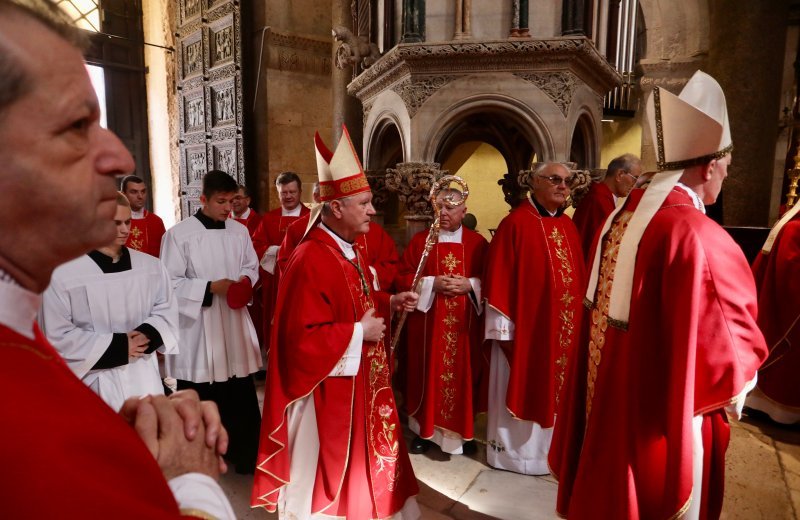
left=365, top=169, right=390, bottom=211
left=384, top=162, right=449, bottom=217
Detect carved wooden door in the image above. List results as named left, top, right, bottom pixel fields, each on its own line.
left=176, top=0, right=243, bottom=218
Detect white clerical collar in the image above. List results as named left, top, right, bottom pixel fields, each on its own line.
left=131, top=208, right=145, bottom=219
left=282, top=205, right=302, bottom=217
left=320, top=223, right=356, bottom=260
left=231, top=207, right=251, bottom=219
left=0, top=269, right=41, bottom=339
left=438, top=226, right=463, bottom=243
left=675, top=182, right=706, bottom=214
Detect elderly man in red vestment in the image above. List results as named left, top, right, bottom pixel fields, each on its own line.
left=230, top=184, right=262, bottom=238
left=549, top=71, right=768, bottom=520
left=252, top=127, right=420, bottom=519
left=746, top=203, right=800, bottom=424
left=0, top=2, right=234, bottom=517
left=252, top=171, right=310, bottom=351
left=397, top=189, right=488, bottom=455
left=277, top=182, right=399, bottom=290
left=121, top=174, right=167, bottom=258
left=483, top=162, right=585, bottom=475
left=571, top=153, right=641, bottom=265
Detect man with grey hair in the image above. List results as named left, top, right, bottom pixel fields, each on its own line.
left=482, top=161, right=586, bottom=475
left=0, top=1, right=233, bottom=517
left=572, top=153, right=642, bottom=265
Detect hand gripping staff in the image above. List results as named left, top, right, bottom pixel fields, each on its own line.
left=389, top=175, right=469, bottom=353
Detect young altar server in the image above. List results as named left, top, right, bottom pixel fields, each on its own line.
left=40, top=192, right=178, bottom=412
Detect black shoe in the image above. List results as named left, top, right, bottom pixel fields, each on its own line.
left=409, top=435, right=430, bottom=454
left=462, top=440, right=477, bottom=455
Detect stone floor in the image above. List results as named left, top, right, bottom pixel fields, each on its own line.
left=220, top=385, right=800, bottom=519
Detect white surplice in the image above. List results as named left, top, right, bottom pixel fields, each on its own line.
left=40, top=249, right=178, bottom=412
left=160, top=215, right=261, bottom=382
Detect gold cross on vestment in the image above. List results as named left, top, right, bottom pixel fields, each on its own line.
left=441, top=252, right=461, bottom=274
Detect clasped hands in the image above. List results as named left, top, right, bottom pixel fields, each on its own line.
left=433, top=274, right=472, bottom=297
left=119, top=390, right=229, bottom=481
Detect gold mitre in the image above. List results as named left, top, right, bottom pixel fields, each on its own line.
left=646, top=70, right=732, bottom=172
left=314, top=125, right=370, bottom=202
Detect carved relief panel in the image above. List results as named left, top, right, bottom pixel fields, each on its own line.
left=176, top=0, right=243, bottom=218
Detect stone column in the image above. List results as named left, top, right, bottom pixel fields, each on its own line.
left=401, top=0, right=425, bottom=43
left=332, top=0, right=363, bottom=147
left=385, top=162, right=448, bottom=244
left=454, top=0, right=472, bottom=40
left=561, top=0, right=587, bottom=36
left=366, top=169, right=390, bottom=226
left=510, top=0, right=530, bottom=38
left=706, top=0, right=789, bottom=226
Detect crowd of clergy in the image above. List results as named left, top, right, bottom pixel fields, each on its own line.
left=16, top=6, right=797, bottom=516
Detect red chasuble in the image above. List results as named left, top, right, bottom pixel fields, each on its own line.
left=278, top=216, right=399, bottom=290
left=549, top=188, right=768, bottom=519
left=751, top=216, right=800, bottom=409
left=0, top=324, right=203, bottom=518
left=251, top=205, right=310, bottom=350
left=252, top=226, right=418, bottom=517
left=483, top=201, right=585, bottom=426
left=233, top=208, right=262, bottom=239
left=126, top=210, right=166, bottom=258
left=571, top=181, right=616, bottom=267
left=397, top=228, right=488, bottom=441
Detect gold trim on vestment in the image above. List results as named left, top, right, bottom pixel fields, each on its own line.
left=653, top=86, right=733, bottom=172
left=179, top=508, right=218, bottom=520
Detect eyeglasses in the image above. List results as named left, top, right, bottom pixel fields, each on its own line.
left=535, top=174, right=574, bottom=186
left=622, top=171, right=641, bottom=181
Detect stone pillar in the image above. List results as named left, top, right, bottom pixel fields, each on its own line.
left=401, top=0, right=425, bottom=43
left=454, top=0, right=472, bottom=40
left=706, top=0, right=789, bottom=226
left=562, top=0, right=587, bottom=36
left=385, top=162, right=448, bottom=244
left=366, top=169, right=389, bottom=226
left=510, top=0, right=530, bottom=38
left=332, top=0, right=363, bottom=147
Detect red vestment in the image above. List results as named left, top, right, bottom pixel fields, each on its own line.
left=252, top=226, right=418, bottom=517
left=279, top=216, right=399, bottom=290
left=126, top=210, right=166, bottom=258
left=397, top=228, right=488, bottom=442
left=233, top=208, right=262, bottom=239
left=750, top=216, right=800, bottom=410
left=251, top=205, right=310, bottom=350
left=0, top=324, right=201, bottom=518
left=571, top=181, right=616, bottom=267
left=549, top=188, right=768, bottom=519
left=483, top=201, right=585, bottom=426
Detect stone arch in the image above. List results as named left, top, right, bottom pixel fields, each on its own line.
left=363, top=89, right=411, bottom=168
left=422, top=94, right=556, bottom=171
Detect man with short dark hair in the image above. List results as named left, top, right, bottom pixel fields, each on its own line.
left=121, top=174, right=167, bottom=258
left=483, top=161, right=585, bottom=475
left=0, top=2, right=232, bottom=517
left=230, top=184, right=261, bottom=238
left=252, top=171, right=310, bottom=352
left=161, top=170, right=262, bottom=475
left=550, top=71, right=768, bottom=519
left=571, top=153, right=641, bottom=265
